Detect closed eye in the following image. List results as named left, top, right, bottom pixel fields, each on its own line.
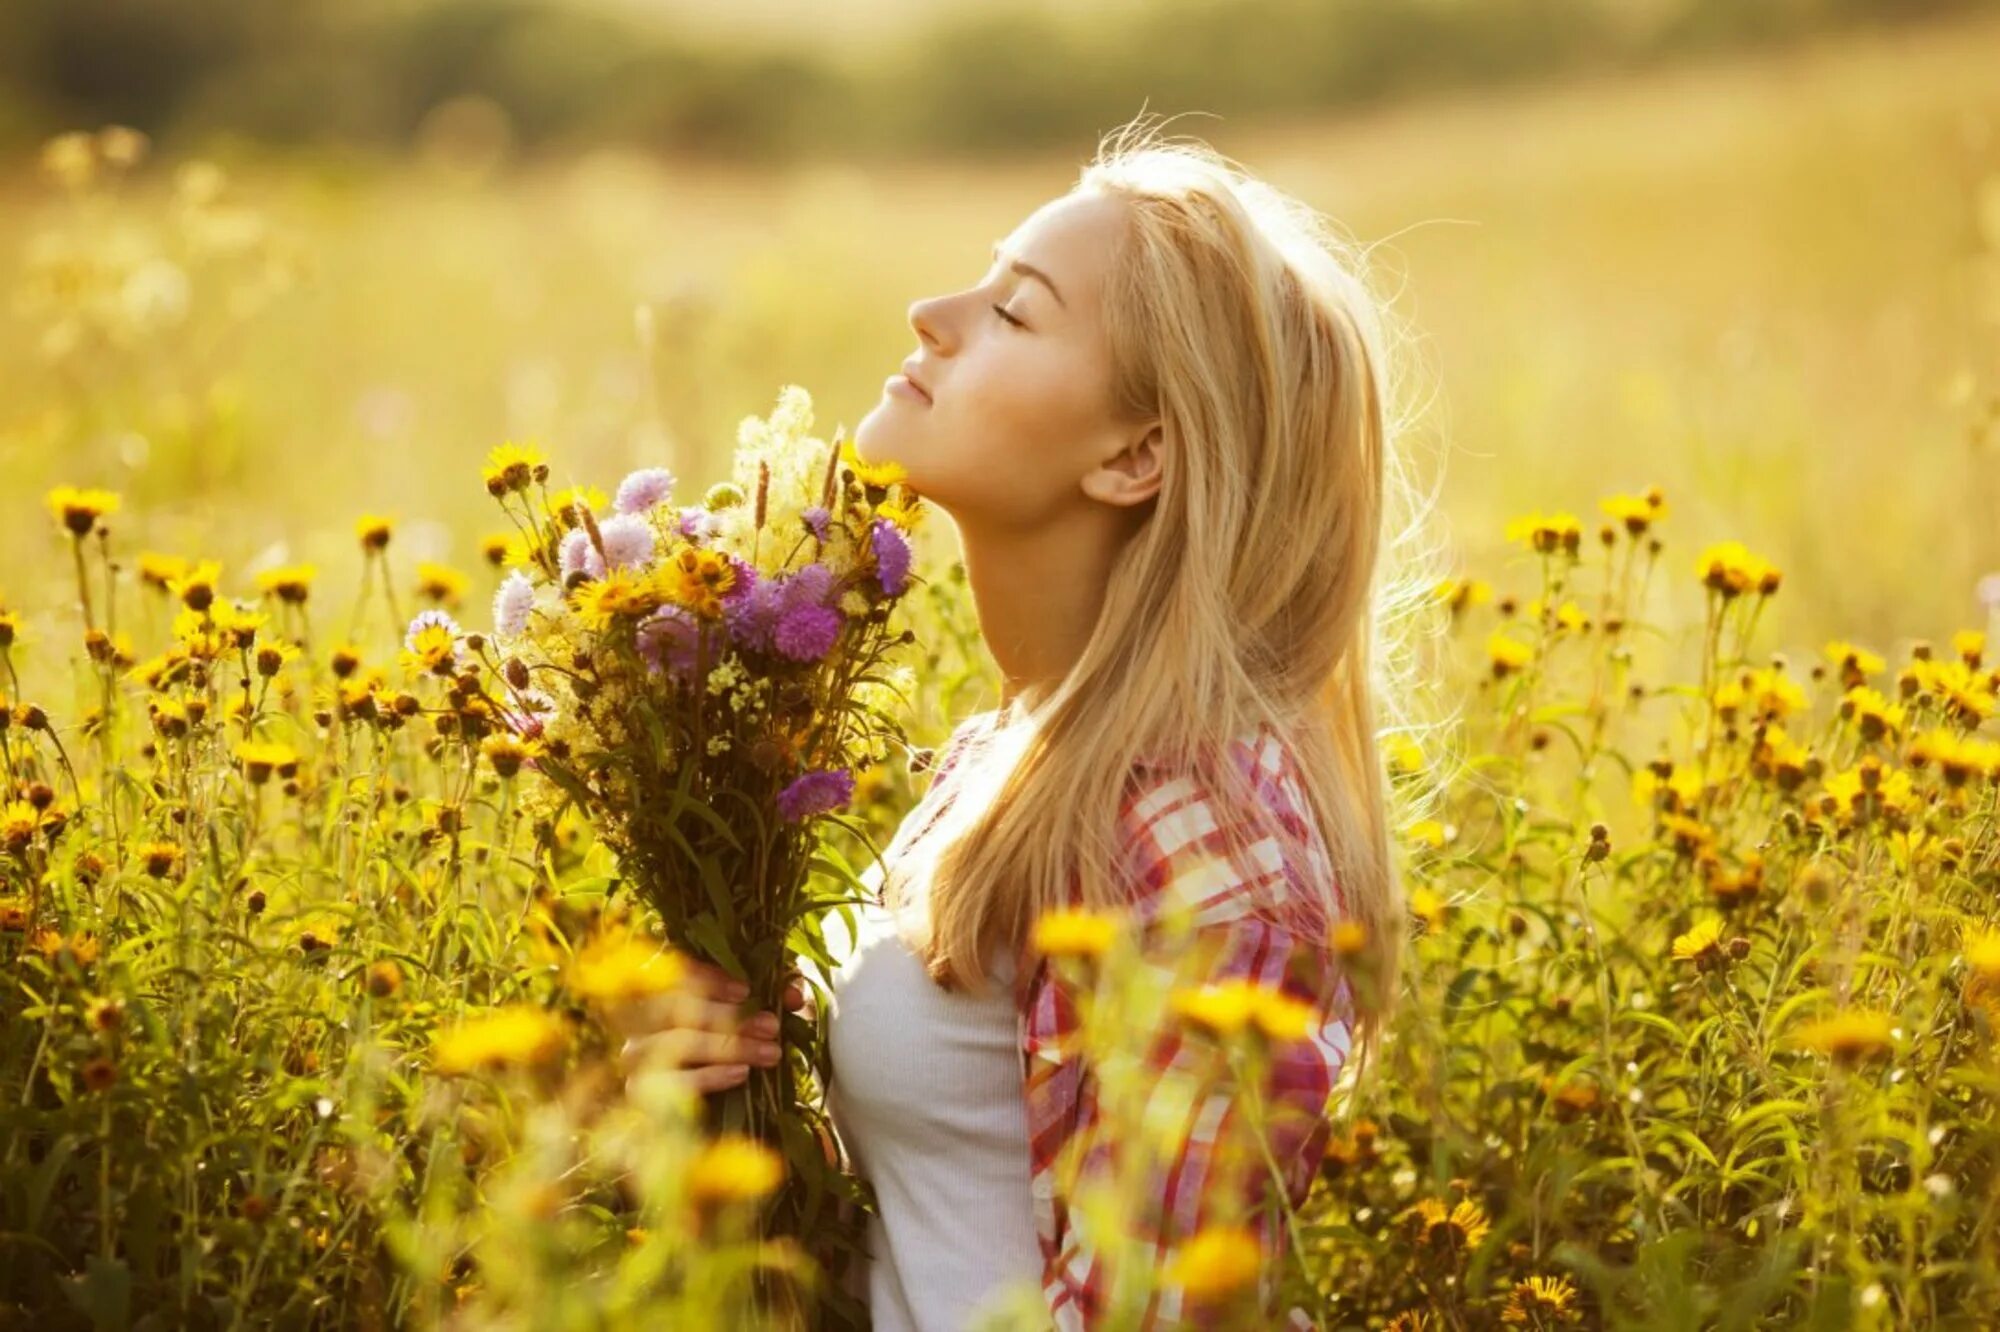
left=991, top=304, right=1025, bottom=329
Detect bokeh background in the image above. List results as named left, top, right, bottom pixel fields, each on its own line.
left=4, top=0, right=2000, bottom=674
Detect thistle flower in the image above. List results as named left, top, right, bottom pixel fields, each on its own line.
left=492, top=570, right=535, bottom=639
left=614, top=467, right=676, bottom=515
left=559, top=528, right=604, bottom=581
left=774, top=604, right=842, bottom=662
left=596, top=513, right=656, bottom=570
left=776, top=767, right=854, bottom=823
left=678, top=506, right=718, bottom=542
left=870, top=519, right=911, bottom=597
left=800, top=505, right=832, bottom=541
left=636, top=606, right=702, bottom=681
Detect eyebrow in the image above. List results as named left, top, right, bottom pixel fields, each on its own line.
left=992, top=241, right=1067, bottom=309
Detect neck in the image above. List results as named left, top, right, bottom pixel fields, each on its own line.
left=955, top=509, right=1128, bottom=719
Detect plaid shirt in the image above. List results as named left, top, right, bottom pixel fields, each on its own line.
left=914, top=711, right=1353, bottom=1331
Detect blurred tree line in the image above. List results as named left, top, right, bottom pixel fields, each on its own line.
left=0, top=0, right=1993, bottom=161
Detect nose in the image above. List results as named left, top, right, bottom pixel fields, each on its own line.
left=908, top=294, right=950, bottom=353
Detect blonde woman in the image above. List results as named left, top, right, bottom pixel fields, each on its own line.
left=620, top=117, right=1426, bottom=1330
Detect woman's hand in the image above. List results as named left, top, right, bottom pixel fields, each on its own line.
left=607, top=957, right=815, bottom=1097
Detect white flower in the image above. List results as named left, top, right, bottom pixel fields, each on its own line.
left=492, top=569, right=535, bottom=639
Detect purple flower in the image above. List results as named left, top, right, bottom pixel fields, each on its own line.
left=559, top=527, right=604, bottom=580
left=801, top=505, right=831, bottom=541
left=635, top=605, right=702, bottom=681
left=501, top=687, right=558, bottom=739
left=870, top=519, right=911, bottom=597
left=776, top=767, right=855, bottom=823
left=597, top=513, right=655, bottom=570
left=677, top=506, right=717, bottom=542
left=492, top=569, right=535, bottom=639
left=780, top=562, right=834, bottom=612
left=614, top=467, right=676, bottom=515
left=773, top=604, right=842, bottom=661
left=721, top=560, right=782, bottom=654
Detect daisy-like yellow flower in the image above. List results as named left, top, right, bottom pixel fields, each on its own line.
left=657, top=547, right=738, bottom=619
left=1487, top=632, right=1533, bottom=679
left=1790, top=1009, right=1896, bottom=1065
left=1825, top=639, right=1886, bottom=690
left=1670, top=916, right=1726, bottom=969
left=1169, top=977, right=1319, bottom=1045
left=479, top=532, right=515, bottom=567
left=1162, top=1224, right=1263, bottom=1303
left=1409, top=885, right=1449, bottom=931
left=1386, top=734, right=1425, bottom=775
left=546, top=484, right=609, bottom=523
left=1402, top=818, right=1450, bottom=851
left=137, top=551, right=190, bottom=593
left=839, top=436, right=909, bottom=490
left=571, top=567, right=664, bottom=630
left=46, top=485, right=120, bottom=539
left=236, top=740, right=300, bottom=785
left=567, top=930, right=686, bottom=1004
left=0, top=897, right=30, bottom=931
left=2, top=801, right=40, bottom=856
left=481, top=733, right=540, bottom=780
left=482, top=441, right=546, bottom=497
left=1405, top=1196, right=1492, bottom=1256
left=432, top=1005, right=567, bottom=1076
left=1963, top=927, right=2000, bottom=984
left=875, top=498, right=925, bottom=529
left=140, top=841, right=185, bottom=879
left=684, top=1132, right=786, bottom=1207
left=1432, top=575, right=1493, bottom=616
left=1503, top=510, right=1582, bottom=557
left=1907, top=727, right=2000, bottom=791
left=1839, top=686, right=1906, bottom=744
left=1598, top=489, right=1665, bottom=536
left=169, top=559, right=223, bottom=613
left=1953, top=628, right=1986, bottom=669
left=254, top=564, right=317, bottom=605
left=210, top=601, right=266, bottom=651
left=1695, top=540, right=1781, bottom=600
left=415, top=561, right=470, bottom=607
left=1501, top=1273, right=1583, bottom=1326
left=1330, top=918, right=1369, bottom=961
left=1030, top=906, right=1121, bottom=959
left=1819, top=759, right=1916, bottom=828
left=355, top=514, right=394, bottom=552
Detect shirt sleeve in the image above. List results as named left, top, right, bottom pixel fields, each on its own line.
left=1022, top=753, right=1355, bottom=1330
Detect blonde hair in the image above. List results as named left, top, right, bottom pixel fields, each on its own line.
left=886, top=113, right=1446, bottom=1082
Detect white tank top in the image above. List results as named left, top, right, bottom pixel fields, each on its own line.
left=819, top=739, right=1043, bottom=1330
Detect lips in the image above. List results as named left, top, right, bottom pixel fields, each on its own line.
left=899, top=360, right=933, bottom=404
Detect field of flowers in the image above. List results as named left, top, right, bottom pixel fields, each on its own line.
left=5, top=18, right=2000, bottom=1331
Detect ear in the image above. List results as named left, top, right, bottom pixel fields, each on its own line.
left=1081, top=421, right=1163, bottom=509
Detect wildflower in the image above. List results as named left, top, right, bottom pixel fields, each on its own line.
left=1487, top=632, right=1533, bottom=679
left=776, top=767, right=854, bottom=823
left=170, top=560, right=223, bottom=613
left=800, top=505, right=832, bottom=541
left=1162, top=1224, right=1262, bottom=1303
left=87, top=997, right=124, bottom=1033
left=1330, top=919, right=1369, bottom=960
left=1599, top=490, right=1665, bottom=536
left=1402, top=819, right=1449, bottom=851
left=636, top=605, right=702, bottom=680
left=1826, top=640, right=1886, bottom=690
left=140, top=841, right=185, bottom=879
left=482, top=441, right=545, bottom=497
left=1170, top=977, right=1318, bottom=1044
left=678, top=506, right=718, bottom=542
left=237, top=740, right=299, bottom=785
left=489, top=570, right=534, bottom=640
left=1030, top=906, right=1121, bottom=958
left=1964, top=928, right=2000, bottom=984
left=1433, top=576, right=1492, bottom=616
left=548, top=484, right=609, bottom=521
left=559, top=527, right=603, bottom=581
left=660, top=547, right=739, bottom=619
left=479, top=533, right=514, bottom=567
left=685, top=1133, right=785, bottom=1208
left=481, top=733, right=539, bottom=779
left=1405, top=1196, right=1492, bottom=1256
left=838, top=436, right=908, bottom=490
left=1954, top=629, right=1986, bottom=668
left=1670, top=917, right=1726, bottom=970
left=1791, top=1010, right=1896, bottom=1065
left=0, top=898, right=28, bottom=930
left=1908, top=728, right=2000, bottom=790
left=614, top=466, right=676, bottom=514
left=355, top=514, right=394, bottom=552
left=596, top=514, right=656, bottom=571
left=415, top=562, right=470, bottom=607
left=567, top=930, right=686, bottom=1003
left=1502, top=1274, right=1583, bottom=1326
left=571, top=567, right=663, bottom=630
left=1503, top=510, right=1582, bottom=557
left=870, top=519, right=912, bottom=597
left=773, top=604, right=842, bottom=661
left=1386, top=735, right=1425, bottom=774
left=2, top=801, right=39, bottom=856
left=254, top=564, right=317, bottom=605
left=431, top=1004, right=566, bottom=1075
left=366, top=961, right=403, bottom=999
left=1819, top=760, right=1916, bottom=828
left=79, top=1056, right=118, bottom=1094
left=402, top=610, right=462, bottom=676
left=46, top=486, right=120, bottom=539
left=1695, top=540, right=1781, bottom=599
left=1409, top=885, right=1448, bottom=931
left=1840, top=686, right=1906, bottom=743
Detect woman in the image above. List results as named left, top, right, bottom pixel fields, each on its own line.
left=620, top=117, right=1421, bottom=1330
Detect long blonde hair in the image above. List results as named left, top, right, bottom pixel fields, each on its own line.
left=886, top=114, right=1444, bottom=1079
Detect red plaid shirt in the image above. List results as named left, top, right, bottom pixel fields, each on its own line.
left=915, top=710, right=1353, bottom=1331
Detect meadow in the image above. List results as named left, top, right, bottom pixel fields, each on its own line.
left=4, top=11, right=2000, bottom=1330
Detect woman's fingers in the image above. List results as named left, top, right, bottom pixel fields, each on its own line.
left=619, top=1025, right=782, bottom=1074
left=602, top=987, right=742, bottom=1043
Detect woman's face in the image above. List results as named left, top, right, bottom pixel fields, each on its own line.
left=853, top=190, right=1156, bottom=529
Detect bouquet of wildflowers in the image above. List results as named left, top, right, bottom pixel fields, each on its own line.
left=437, top=386, right=923, bottom=1327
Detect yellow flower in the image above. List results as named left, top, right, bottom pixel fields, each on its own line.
left=211, top=601, right=265, bottom=650
left=1405, top=1196, right=1492, bottom=1255
left=571, top=567, right=664, bottom=630
left=1908, top=728, right=2000, bottom=790
left=432, top=1005, right=567, bottom=1076
left=1598, top=490, right=1665, bottom=536
left=876, top=498, right=925, bottom=529
left=1502, top=1274, right=1582, bottom=1326
left=1162, top=1224, right=1262, bottom=1303
left=236, top=740, right=300, bottom=785
left=1961, top=928, right=2000, bottom=984
left=567, top=930, right=686, bottom=1003
left=1433, top=576, right=1492, bottom=615
left=401, top=622, right=460, bottom=677
left=656, top=547, right=738, bottom=619
left=482, top=441, right=546, bottom=497
left=46, top=485, right=120, bottom=539
left=137, top=551, right=190, bottom=592
left=479, top=532, right=515, bottom=567
left=1839, top=686, right=1906, bottom=743
left=1695, top=540, right=1781, bottom=600
left=1953, top=629, right=1986, bottom=668
left=1402, top=818, right=1450, bottom=852
left=684, top=1132, right=785, bottom=1207
left=169, top=559, right=223, bottom=613
left=1330, top=919, right=1369, bottom=961
left=355, top=514, right=395, bottom=552
left=254, top=564, right=318, bottom=605
left=1030, top=906, right=1121, bottom=959
left=546, top=484, right=609, bottom=522
left=1503, top=510, right=1582, bottom=557
left=1409, top=885, right=1448, bottom=931
left=415, top=561, right=470, bottom=607
left=1, top=801, right=40, bottom=856
left=1825, top=640, right=1886, bottom=689
left=1170, top=977, right=1318, bottom=1044
left=140, top=841, right=185, bottom=879
left=1670, top=916, right=1725, bottom=969
left=839, top=436, right=908, bottom=490
left=1487, top=632, right=1533, bottom=679
left=481, top=733, right=540, bottom=780
left=1386, top=735, right=1425, bottom=774
left=1790, top=1010, right=1896, bottom=1065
